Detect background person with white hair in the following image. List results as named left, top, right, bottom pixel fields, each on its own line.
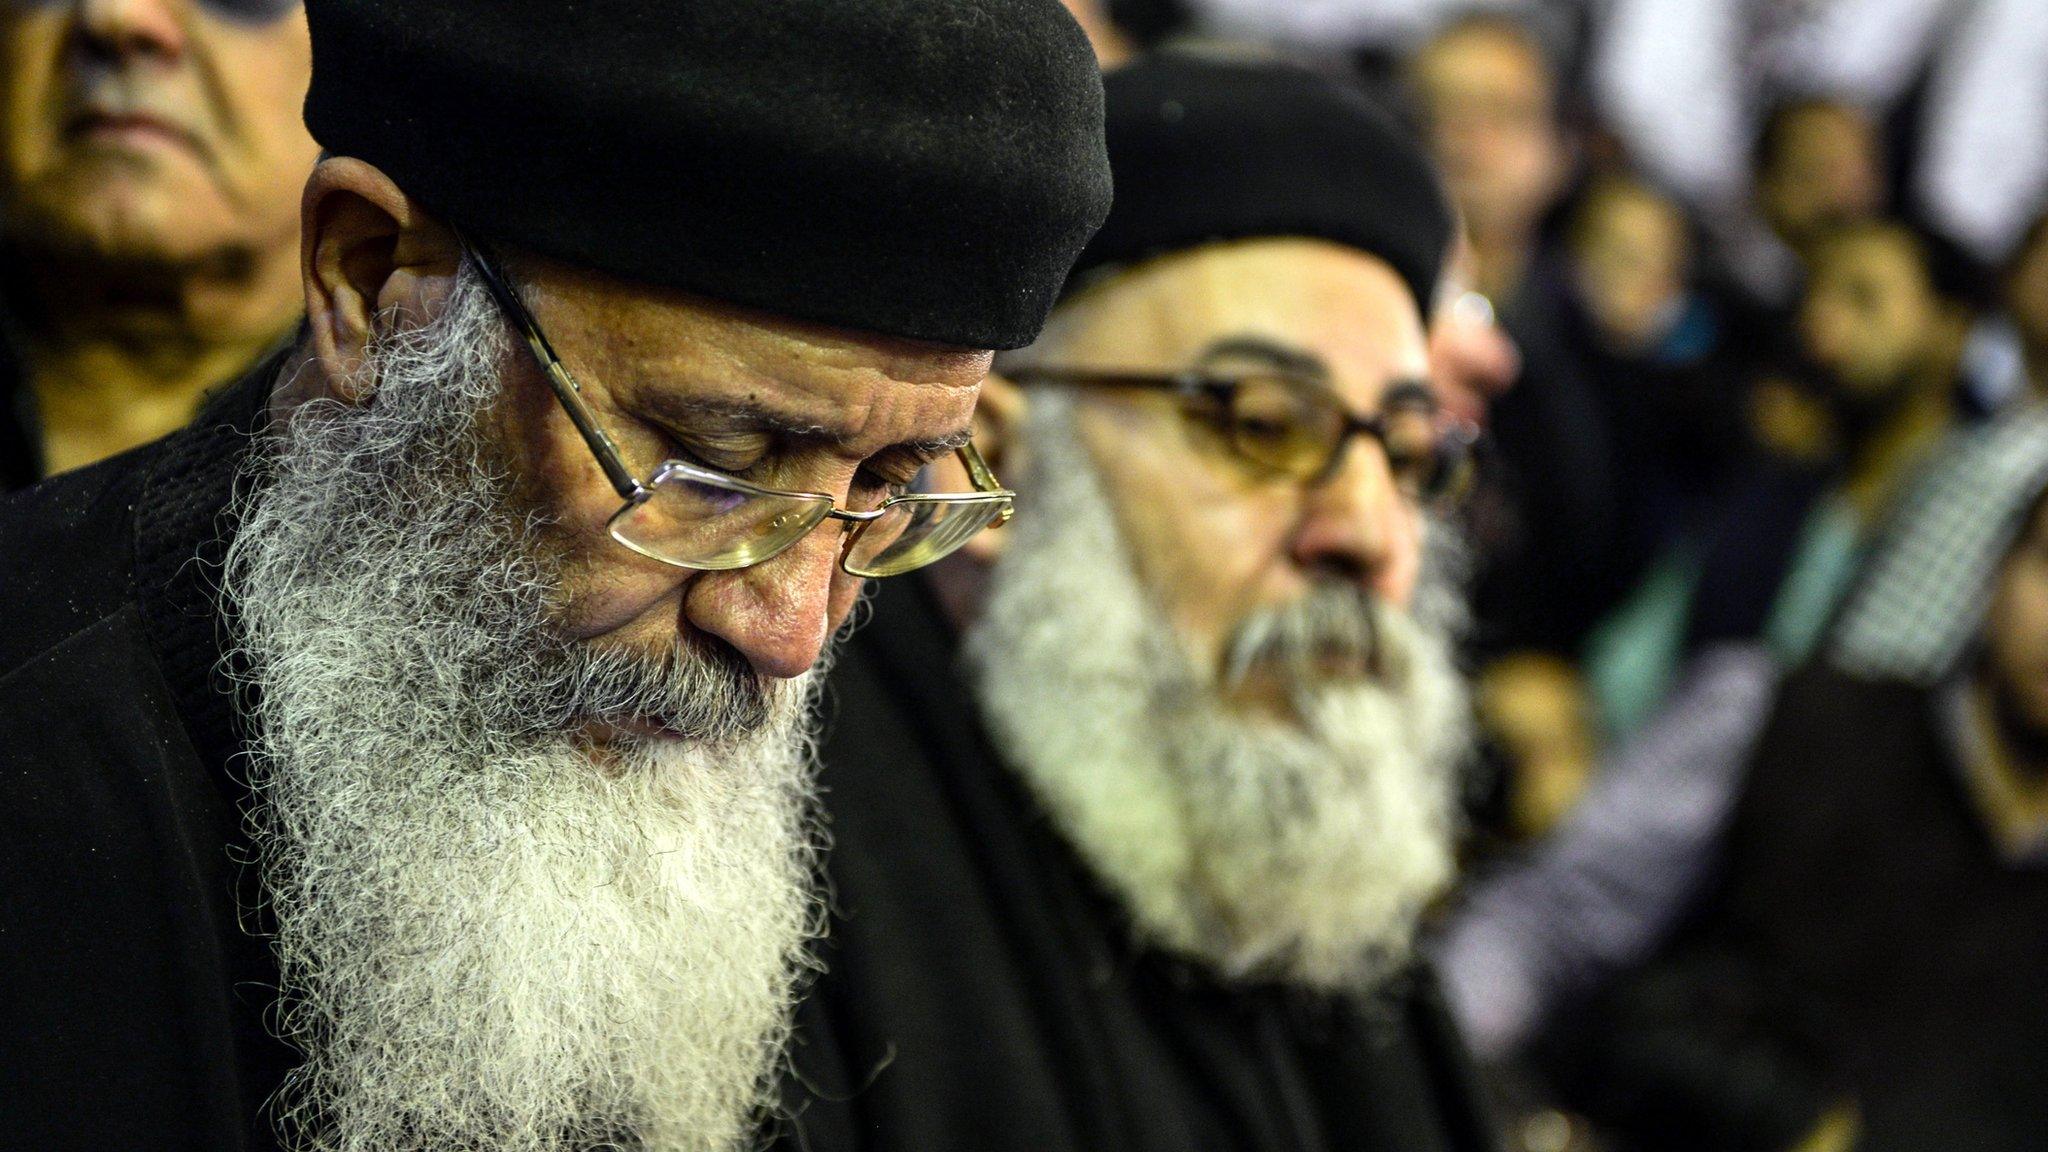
left=774, top=56, right=1494, bottom=1152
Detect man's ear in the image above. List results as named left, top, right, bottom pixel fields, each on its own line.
left=961, top=371, right=1029, bottom=564
left=298, top=157, right=465, bottom=405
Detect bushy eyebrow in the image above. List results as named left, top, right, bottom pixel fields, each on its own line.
left=1192, top=335, right=1332, bottom=379
left=635, top=392, right=970, bottom=462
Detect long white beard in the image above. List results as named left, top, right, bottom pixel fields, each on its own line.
left=967, top=391, right=1468, bottom=992
left=225, top=266, right=824, bottom=1152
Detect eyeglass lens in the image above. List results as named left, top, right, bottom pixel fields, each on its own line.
left=609, top=469, right=835, bottom=571
left=845, top=499, right=1009, bottom=578
left=608, top=463, right=1006, bottom=576
left=1219, top=375, right=1455, bottom=497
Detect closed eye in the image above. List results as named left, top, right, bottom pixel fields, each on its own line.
left=851, top=467, right=915, bottom=506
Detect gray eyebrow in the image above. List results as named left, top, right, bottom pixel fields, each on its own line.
left=648, top=395, right=832, bottom=439
left=906, top=428, right=976, bottom=456
left=642, top=393, right=970, bottom=462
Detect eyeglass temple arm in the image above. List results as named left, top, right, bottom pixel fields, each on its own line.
left=458, top=234, right=648, bottom=502
left=957, top=441, right=1015, bottom=525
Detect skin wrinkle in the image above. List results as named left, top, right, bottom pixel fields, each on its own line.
left=1045, top=240, right=1429, bottom=684
left=434, top=244, right=982, bottom=678
left=227, top=263, right=829, bottom=1152
left=968, top=236, right=1470, bottom=991
left=969, top=391, right=1468, bottom=990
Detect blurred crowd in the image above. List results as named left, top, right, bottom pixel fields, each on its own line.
left=1072, top=2, right=2048, bottom=1150
left=4, top=1, right=2046, bottom=1150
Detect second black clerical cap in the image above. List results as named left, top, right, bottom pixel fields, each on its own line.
left=301, top=0, right=1115, bottom=351
left=1070, top=55, right=1453, bottom=316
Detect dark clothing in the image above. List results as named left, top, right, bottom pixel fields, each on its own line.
left=1682, top=459, right=1835, bottom=650
left=1558, top=286, right=1755, bottom=585
left=0, top=275, right=42, bottom=490
left=1471, top=262, right=1627, bottom=658
left=773, top=577, right=1500, bottom=1152
left=1, top=332, right=37, bottom=490
left=0, top=254, right=290, bottom=493
left=1549, top=667, right=2048, bottom=1152
left=0, top=366, right=298, bottom=1151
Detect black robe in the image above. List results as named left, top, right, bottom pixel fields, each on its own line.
left=0, top=366, right=298, bottom=1150
left=772, top=577, right=1500, bottom=1152
left=1550, top=667, right=2048, bottom=1151
left=1, top=279, right=45, bottom=491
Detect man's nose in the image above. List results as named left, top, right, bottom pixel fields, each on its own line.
left=1288, top=438, right=1417, bottom=603
left=682, top=523, right=852, bottom=681
left=75, top=0, right=189, bottom=63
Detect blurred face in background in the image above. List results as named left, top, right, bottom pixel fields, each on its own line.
left=1568, top=176, right=1690, bottom=353
left=1798, top=225, right=1943, bottom=406
left=1985, top=494, right=2048, bottom=751
left=1757, top=100, right=1885, bottom=255
left=0, top=0, right=318, bottom=268
left=1412, top=20, right=1566, bottom=251
left=972, top=238, right=1467, bottom=989
left=1034, top=240, right=1432, bottom=701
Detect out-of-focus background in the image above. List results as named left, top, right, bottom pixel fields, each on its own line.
left=1072, top=2, right=2048, bottom=1150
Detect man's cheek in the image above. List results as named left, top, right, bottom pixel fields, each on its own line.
left=826, top=575, right=866, bottom=636
left=549, top=558, right=687, bottom=644
left=1383, top=506, right=1425, bottom=608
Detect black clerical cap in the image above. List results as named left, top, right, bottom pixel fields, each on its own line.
left=302, top=0, right=1114, bottom=351
left=1071, top=55, right=1453, bottom=315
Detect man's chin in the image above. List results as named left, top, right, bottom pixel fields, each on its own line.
left=16, top=167, right=249, bottom=266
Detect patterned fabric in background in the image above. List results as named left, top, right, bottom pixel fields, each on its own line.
left=1830, top=405, right=2048, bottom=685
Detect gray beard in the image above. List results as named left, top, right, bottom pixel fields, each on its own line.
left=224, top=265, right=825, bottom=1152
left=966, top=391, right=1469, bottom=993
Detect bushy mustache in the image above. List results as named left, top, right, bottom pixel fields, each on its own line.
left=1223, top=581, right=1395, bottom=693
left=557, top=632, right=774, bottom=745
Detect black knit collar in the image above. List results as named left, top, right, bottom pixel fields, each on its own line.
left=132, top=352, right=284, bottom=777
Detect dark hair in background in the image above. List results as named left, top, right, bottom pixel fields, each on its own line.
left=1106, top=0, right=1191, bottom=47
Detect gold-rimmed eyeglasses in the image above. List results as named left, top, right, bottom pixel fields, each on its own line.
left=462, top=238, right=1014, bottom=578
left=1006, top=363, right=1478, bottom=504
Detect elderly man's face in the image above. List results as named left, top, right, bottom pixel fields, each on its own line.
left=490, top=254, right=988, bottom=697
left=250, top=162, right=990, bottom=1147
left=1037, top=238, right=1429, bottom=714
left=0, top=0, right=316, bottom=264
left=973, top=238, right=1462, bottom=989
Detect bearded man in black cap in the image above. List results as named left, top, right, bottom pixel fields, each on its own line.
left=0, top=3, right=1110, bottom=1150
left=776, top=56, right=1496, bottom=1152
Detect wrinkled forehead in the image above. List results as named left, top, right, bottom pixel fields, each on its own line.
left=514, top=253, right=990, bottom=443
left=1041, top=238, right=1431, bottom=408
